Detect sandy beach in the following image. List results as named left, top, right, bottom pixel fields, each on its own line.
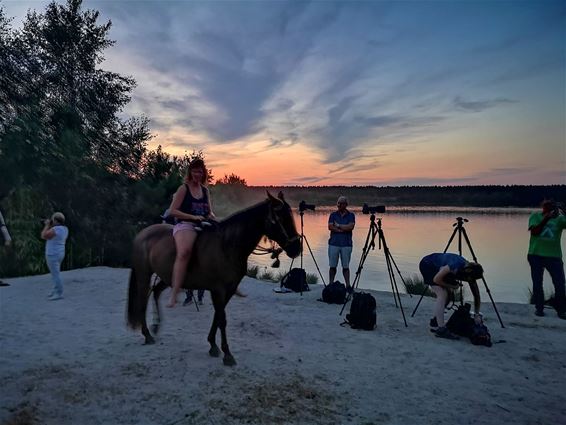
left=1, top=266, right=565, bottom=425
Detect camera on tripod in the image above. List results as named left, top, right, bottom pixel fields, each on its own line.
left=299, top=200, right=316, bottom=212
left=362, top=204, right=386, bottom=214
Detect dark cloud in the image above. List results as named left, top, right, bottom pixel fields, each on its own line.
left=453, top=96, right=518, bottom=113
left=266, top=132, right=300, bottom=148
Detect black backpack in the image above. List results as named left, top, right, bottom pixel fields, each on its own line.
left=322, top=281, right=347, bottom=304
left=345, top=292, right=376, bottom=330
left=280, top=268, right=309, bottom=292
left=469, top=322, right=492, bottom=347
left=446, top=303, right=475, bottom=338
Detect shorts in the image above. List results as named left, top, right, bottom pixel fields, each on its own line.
left=173, top=222, right=197, bottom=236
left=419, top=259, right=438, bottom=286
left=328, top=245, right=352, bottom=269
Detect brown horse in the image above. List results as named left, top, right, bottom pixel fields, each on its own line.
left=127, top=192, right=301, bottom=365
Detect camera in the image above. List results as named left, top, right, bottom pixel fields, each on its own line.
left=299, top=200, right=316, bottom=212
left=362, top=204, right=386, bottom=214
left=39, top=218, right=52, bottom=226
left=546, top=201, right=566, bottom=218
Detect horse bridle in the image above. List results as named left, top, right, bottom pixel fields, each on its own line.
left=267, top=202, right=300, bottom=250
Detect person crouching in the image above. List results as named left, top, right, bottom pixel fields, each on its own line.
left=419, top=253, right=483, bottom=339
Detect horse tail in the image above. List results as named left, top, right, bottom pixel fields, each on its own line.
left=127, top=268, right=143, bottom=329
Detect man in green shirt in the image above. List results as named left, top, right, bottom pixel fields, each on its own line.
left=528, top=200, right=566, bottom=319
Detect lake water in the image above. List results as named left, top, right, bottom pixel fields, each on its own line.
left=249, top=207, right=566, bottom=304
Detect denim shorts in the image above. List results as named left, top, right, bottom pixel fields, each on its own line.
left=328, top=245, right=352, bottom=268
left=419, top=259, right=438, bottom=286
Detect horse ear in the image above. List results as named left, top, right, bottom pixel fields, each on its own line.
left=277, top=191, right=285, bottom=202
left=266, top=191, right=277, bottom=202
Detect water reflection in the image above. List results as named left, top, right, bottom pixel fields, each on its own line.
left=249, top=207, right=565, bottom=303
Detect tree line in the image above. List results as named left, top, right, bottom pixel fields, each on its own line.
left=225, top=185, right=566, bottom=209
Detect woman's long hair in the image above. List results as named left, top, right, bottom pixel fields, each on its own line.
left=184, top=159, right=208, bottom=185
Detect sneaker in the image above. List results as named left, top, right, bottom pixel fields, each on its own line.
left=434, top=326, right=459, bottom=340
left=535, top=310, right=545, bottom=317
left=48, top=294, right=63, bottom=301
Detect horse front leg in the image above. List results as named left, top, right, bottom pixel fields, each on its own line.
left=207, top=311, right=221, bottom=358
left=208, top=290, right=235, bottom=365
left=218, top=308, right=235, bottom=366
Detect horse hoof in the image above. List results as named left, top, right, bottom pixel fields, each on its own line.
left=209, top=346, right=220, bottom=357
left=144, top=336, right=155, bottom=345
left=151, top=324, right=160, bottom=334
left=223, top=356, right=236, bottom=366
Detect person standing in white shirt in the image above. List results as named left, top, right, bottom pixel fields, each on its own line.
left=41, top=212, right=69, bottom=300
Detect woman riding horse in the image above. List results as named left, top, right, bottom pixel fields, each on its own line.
left=166, top=159, right=214, bottom=308
left=127, top=192, right=301, bottom=366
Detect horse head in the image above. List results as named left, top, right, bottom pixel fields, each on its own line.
left=265, top=191, right=301, bottom=258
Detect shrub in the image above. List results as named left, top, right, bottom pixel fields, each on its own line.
left=246, top=265, right=259, bottom=278
left=403, top=274, right=435, bottom=297
left=306, top=273, right=319, bottom=285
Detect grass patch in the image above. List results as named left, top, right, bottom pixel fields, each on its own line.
left=259, top=270, right=277, bottom=282
left=306, top=273, right=319, bottom=285
left=403, top=274, right=435, bottom=297
left=246, top=265, right=259, bottom=279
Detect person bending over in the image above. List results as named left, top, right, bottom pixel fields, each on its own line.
left=419, top=253, right=483, bottom=339
left=166, top=159, right=215, bottom=308
left=328, top=196, right=355, bottom=293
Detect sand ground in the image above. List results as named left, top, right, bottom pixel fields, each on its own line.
left=1, top=267, right=565, bottom=425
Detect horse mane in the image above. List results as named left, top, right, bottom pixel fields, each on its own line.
left=218, top=199, right=269, bottom=227
left=216, top=200, right=269, bottom=248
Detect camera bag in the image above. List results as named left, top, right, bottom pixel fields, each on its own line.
left=280, top=268, right=309, bottom=292
left=469, top=321, right=492, bottom=347
left=322, top=281, right=347, bottom=304
left=446, top=303, right=474, bottom=338
left=345, top=292, right=376, bottom=330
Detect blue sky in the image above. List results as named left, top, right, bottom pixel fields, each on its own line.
left=3, top=0, right=565, bottom=185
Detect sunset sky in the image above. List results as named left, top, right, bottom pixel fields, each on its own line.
left=3, top=0, right=565, bottom=186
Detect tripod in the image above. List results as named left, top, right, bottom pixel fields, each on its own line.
left=339, top=214, right=409, bottom=327
left=288, top=208, right=327, bottom=294
left=410, top=217, right=505, bottom=328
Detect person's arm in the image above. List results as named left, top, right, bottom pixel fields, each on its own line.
left=169, top=185, right=205, bottom=222
left=468, top=280, right=481, bottom=315
left=328, top=214, right=340, bottom=232
left=340, top=215, right=355, bottom=231
left=432, top=265, right=460, bottom=289
left=529, top=213, right=553, bottom=236
left=41, top=222, right=56, bottom=240
left=205, top=187, right=216, bottom=219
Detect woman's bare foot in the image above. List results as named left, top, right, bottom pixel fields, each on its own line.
left=235, top=288, right=247, bottom=297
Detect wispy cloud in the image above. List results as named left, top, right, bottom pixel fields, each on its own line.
left=2, top=0, right=564, bottom=185
left=453, top=96, right=518, bottom=113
